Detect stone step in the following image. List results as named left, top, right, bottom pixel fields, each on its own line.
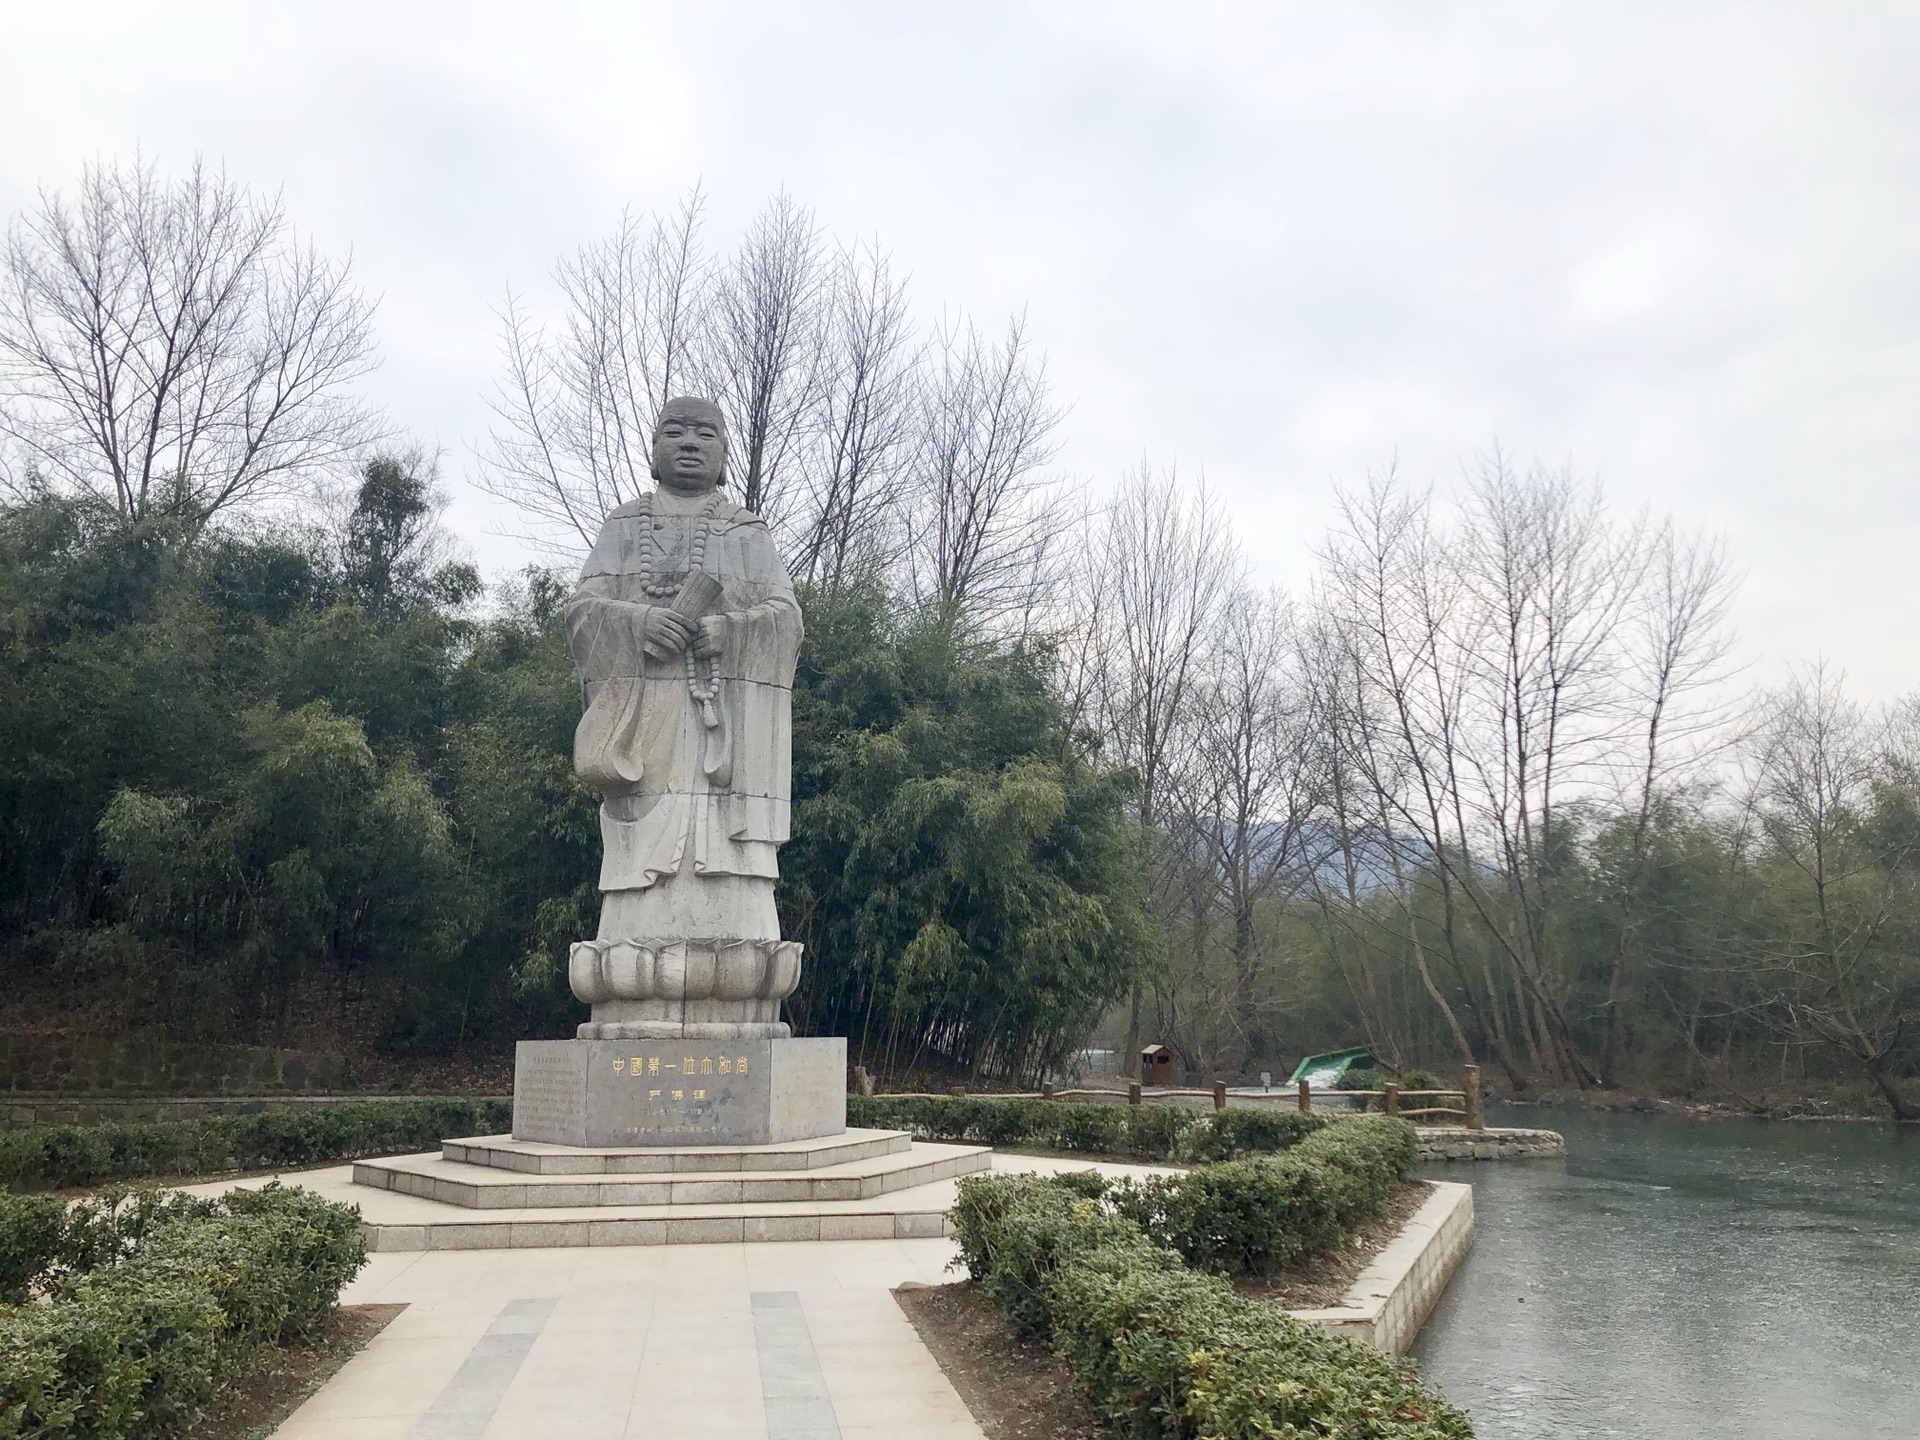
left=440, top=1126, right=911, bottom=1175
left=354, top=1138, right=990, bottom=1211
left=358, top=1190, right=964, bottom=1252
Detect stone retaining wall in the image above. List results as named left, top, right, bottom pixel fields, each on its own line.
left=1417, top=1125, right=1564, bottom=1160
left=1292, top=1180, right=1475, bottom=1353
left=0, top=1030, right=352, bottom=1100
left=0, top=1093, right=509, bottom=1130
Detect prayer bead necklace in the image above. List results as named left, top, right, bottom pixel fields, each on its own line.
left=633, top=491, right=723, bottom=597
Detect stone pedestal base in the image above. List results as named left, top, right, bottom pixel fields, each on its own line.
left=513, top=1036, right=845, bottom=1148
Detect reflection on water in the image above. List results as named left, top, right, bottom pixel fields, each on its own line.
left=1410, top=1105, right=1920, bottom=1439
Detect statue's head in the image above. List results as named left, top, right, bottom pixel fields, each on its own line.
left=650, top=397, right=727, bottom=495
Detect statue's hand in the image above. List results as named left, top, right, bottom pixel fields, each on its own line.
left=692, top=613, right=731, bottom=660
left=642, top=607, right=696, bottom=659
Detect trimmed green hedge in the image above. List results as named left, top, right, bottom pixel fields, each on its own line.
left=0, top=1183, right=365, bottom=1440
left=950, top=1123, right=1469, bottom=1439
left=1111, top=1116, right=1417, bottom=1274
left=847, top=1093, right=1327, bottom=1162
left=0, top=1098, right=513, bottom=1192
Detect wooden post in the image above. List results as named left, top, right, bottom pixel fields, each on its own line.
left=950, top=1085, right=967, bottom=1098
left=1213, top=1081, right=1227, bottom=1111
left=1297, top=1079, right=1311, bottom=1113
left=1464, top=1064, right=1484, bottom=1131
left=1128, top=1082, right=1142, bottom=1107
left=1384, top=1083, right=1399, bottom=1116
left=1042, top=1082, right=1055, bottom=1100
left=852, top=1065, right=874, bottom=1097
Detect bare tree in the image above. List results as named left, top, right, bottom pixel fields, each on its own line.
left=1595, top=522, right=1738, bottom=1082
left=480, top=189, right=707, bottom=550
left=482, top=189, right=921, bottom=571
left=1314, top=474, right=1490, bottom=1075
left=1448, top=457, right=1644, bottom=1085
left=906, top=312, right=1068, bottom=630
left=1299, top=609, right=1419, bottom=1071
left=483, top=189, right=1077, bottom=626
left=1078, top=466, right=1239, bottom=1073
left=1310, top=459, right=1737, bottom=1091
left=786, top=240, right=920, bottom=589
left=1164, top=587, right=1330, bottom=1070
left=698, top=191, right=829, bottom=522
left=0, top=156, right=381, bottom=523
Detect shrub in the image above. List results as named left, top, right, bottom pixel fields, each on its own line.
left=0, top=1275, right=225, bottom=1440
left=39, top=1188, right=220, bottom=1281
left=1111, top=1154, right=1341, bottom=1274
left=0, top=1098, right=513, bottom=1192
left=950, top=1170, right=1111, bottom=1282
left=963, top=1179, right=1157, bottom=1338
left=1050, top=1101, right=1126, bottom=1154
left=1051, top=1249, right=1474, bottom=1439
left=1183, top=1106, right=1325, bottom=1161
left=1301, top=1113, right=1419, bottom=1227
left=846, top=1094, right=1328, bottom=1162
left=957, top=1117, right=1418, bottom=1280
left=0, top=1193, right=66, bottom=1303
left=0, top=1184, right=365, bottom=1440
left=1109, top=1117, right=1417, bottom=1275
left=212, top=1183, right=367, bottom=1336
left=953, top=1155, right=1471, bottom=1439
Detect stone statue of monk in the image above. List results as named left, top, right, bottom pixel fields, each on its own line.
left=563, top=397, right=804, bottom=1040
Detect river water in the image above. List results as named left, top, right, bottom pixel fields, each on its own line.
left=1411, top=1104, right=1920, bottom=1438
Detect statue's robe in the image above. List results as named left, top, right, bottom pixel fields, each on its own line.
left=565, top=490, right=801, bottom=942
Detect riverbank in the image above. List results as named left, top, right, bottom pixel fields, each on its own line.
left=1492, top=1078, right=1913, bottom=1123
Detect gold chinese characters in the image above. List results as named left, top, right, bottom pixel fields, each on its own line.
left=611, top=1053, right=750, bottom=1079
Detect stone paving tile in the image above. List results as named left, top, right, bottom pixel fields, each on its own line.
left=837, top=1423, right=983, bottom=1440
left=482, top=1403, right=631, bottom=1440
left=271, top=1416, right=416, bottom=1440
left=408, top=1297, right=557, bottom=1438
left=287, top=1337, right=483, bottom=1422
left=624, top=1395, right=769, bottom=1440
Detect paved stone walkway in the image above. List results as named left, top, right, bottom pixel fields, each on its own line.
left=240, top=1151, right=1178, bottom=1439
left=274, top=1235, right=982, bottom=1439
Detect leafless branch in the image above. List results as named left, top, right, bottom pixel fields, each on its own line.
left=0, top=155, right=382, bottom=523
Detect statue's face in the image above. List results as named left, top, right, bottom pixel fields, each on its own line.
left=652, top=407, right=725, bottom=495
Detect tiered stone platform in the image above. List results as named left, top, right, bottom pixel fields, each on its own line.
left=348, top=1127, right=991, bottom=1251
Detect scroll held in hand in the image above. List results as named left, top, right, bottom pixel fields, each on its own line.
left=642, top=569, right=725, bottom=661
left=671, top=568, right=724, bottom=621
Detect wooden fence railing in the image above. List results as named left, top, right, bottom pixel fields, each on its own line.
left=854, top=1062, right=1486, bottom=1131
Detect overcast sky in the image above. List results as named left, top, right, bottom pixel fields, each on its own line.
left=6, top=2, right=1919, bottom=693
